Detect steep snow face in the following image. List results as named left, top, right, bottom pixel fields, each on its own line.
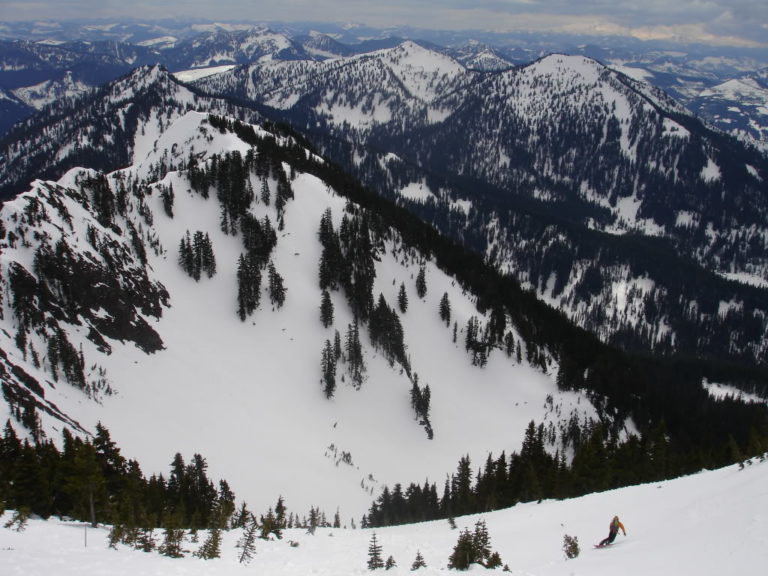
left=1, top=456, right=766, bottom=575
left=0, top=111, right=598, bottom=522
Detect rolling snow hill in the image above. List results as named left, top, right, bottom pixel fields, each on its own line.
left=1, top=455, right=766, bottom=575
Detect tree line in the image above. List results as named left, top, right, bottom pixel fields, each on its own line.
left=364, top=415, right=768, bottom=528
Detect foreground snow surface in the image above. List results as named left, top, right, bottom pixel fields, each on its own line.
left=2, top=458, right=766, bottom=575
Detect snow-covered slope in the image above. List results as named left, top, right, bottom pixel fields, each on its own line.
left=11, top=71, right=92, bottom=110
left=197, top=40, right=478, bottom=132
left=0, top=108, right=597, bottom=523
left=1, top=454, right=766, bottom=575
left=694, top=73, right=768, bottom=152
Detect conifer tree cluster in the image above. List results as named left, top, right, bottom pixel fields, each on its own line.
left=83, top=173, right=116, bottom=228
left=159, top=183, right=174, bottom=218
left=365, top=413, right=768, bottom=528
left=268, top=261, right=286, bottom=308
left=178, top=230, right=216, bottom=281
left=409, top=375, right=433, bottom=439
left=318, top=206, right=414, bottom=391
left=439, top=292, right=451, bottom=325
left=0, top=422, right=234, bottom=534
left=318, top=208, right=376, bottom=321
left=344, top=320, right=366, bottom=389
left=237, top=254, right=261, bottom=321
left=182, top=134, right=294, bottom=321
left=237, top=214, right=279, bottom=320
left=447, top=519, right=503, bottom=570
left=369, top=294, right=409, bottom=373
left=321, top=339, right=338, bottom=399
left=415, top=266, right=427, bottom=299
left=464, top=316, right=490, bottom=367
left=397, top=282, right=408, bottom=313
left=320, top=290, right=334, bottom=328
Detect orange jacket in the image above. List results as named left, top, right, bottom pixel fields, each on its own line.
left=611, top=519, right=626, bottom=535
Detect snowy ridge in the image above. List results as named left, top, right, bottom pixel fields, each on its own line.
left=11, top=71, right=92, bottom=110
left=0, top=66, right=263, bottom=199
left=1, top=456, right=766, bottom=575
left=197, top=40, right=478, bottom=130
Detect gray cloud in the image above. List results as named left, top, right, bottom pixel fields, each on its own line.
left=0, top=0, right=765, bottom=46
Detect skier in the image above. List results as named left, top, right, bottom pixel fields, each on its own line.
left=597, top=516, right=626, bottom=547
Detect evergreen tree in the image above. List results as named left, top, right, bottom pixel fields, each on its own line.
left=563, top=534, right=580, bottom=559
left=217, top=479, right=236, bottom=525
left=274, top=496, right=287, bottom=539
left=61, top=438, right=108, bottom=527
left=178, top=232, right=193, bottom=276
left=158, top=512, right=185, bottom=558
left=307, top=506, right=320, bottom=534
left=322, top=339, right=337, bottom=399
left=191, top=231, right=204, bottom=281
left=398, top=282, right=408, bottom=313
left=179, top=231, right=216, bottom=280
left=260, top=507, right=277, bottom=540
left=320, top=290, right=334, bottom=328
left=447, top=528, right=475, bottom=570
left=411, top=550, right=427, bottom=570
left=333, top=329, right=342, bottom=361
left=268, top=261, right=287, bottom=308
left=236, top=516, right=259, bottom=564
left=345, top=320, right=365, bottom=389
left=504, top=332, right=515, bottom=357
left=232, top=501, right=252, bottom=529
left=415, top=266, right=427, bottom=299
left=201, top=233, right=216, bottom=278
left=160, top=184, right=174, bottom=218
left=3, top=507, right=30, bottom=531
left=136, top=528, right=156, bottom=553
left=237, top=254, right=261, bottom=321
left=260, top=178, right=271, bottom=206
left=367, top=532, right=384, bottom=570
left=439, top=292, right=451, bottom=326
left=195, top=524, right=222, bottom=559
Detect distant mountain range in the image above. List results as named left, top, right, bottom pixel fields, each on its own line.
left=1, top=22, right=767, bottom=149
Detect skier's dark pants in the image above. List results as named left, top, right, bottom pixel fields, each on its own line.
left=599, top=530, right=617, bottom=547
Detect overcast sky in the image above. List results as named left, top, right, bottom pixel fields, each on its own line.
left=1, top=0, right=766, bottom=46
